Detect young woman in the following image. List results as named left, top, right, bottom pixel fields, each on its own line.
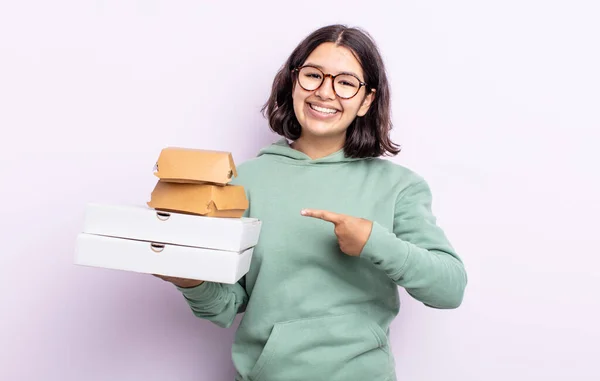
left=157, top=24, right=467, bottom=381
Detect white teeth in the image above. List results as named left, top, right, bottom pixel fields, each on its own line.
left=310, top=104, right=338, bottom=114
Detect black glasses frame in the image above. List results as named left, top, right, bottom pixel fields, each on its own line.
left=292, top=65, right=368, bottom=99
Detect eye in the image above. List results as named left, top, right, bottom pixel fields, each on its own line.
left=305, top=72, right=322, bottom=80
left=336, top=75, right=360, bottom=88
left=339, top=80, right=357, bottom=87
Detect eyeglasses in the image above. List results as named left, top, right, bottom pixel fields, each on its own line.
left=293, top=65, right=367, bottom=99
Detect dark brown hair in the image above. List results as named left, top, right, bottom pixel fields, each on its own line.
left=261, top=24, right=400, bottom=158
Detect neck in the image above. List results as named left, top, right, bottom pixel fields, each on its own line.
left=291, top=134, right=345, bottom=160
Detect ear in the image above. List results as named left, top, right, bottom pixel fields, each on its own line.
left=357, top=89, right=376, bottom=117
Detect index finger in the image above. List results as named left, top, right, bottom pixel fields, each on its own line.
left=301, top=209, right=344, bottom=224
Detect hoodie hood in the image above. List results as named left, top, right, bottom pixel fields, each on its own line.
left=257, top=138, right=363, bottom=165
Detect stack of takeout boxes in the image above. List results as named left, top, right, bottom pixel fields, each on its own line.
left=74, top=148, right=261, bottom=284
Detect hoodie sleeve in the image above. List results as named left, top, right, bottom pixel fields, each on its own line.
left=360, top=179, right=467, bottom=309
left=176, top=277, right=248, bottom=328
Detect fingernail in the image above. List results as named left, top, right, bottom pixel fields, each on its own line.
left=300, top=209, right=307, bottom=215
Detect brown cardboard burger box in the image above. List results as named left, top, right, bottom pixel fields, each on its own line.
left=147, top=146, right=248, bottom=218
left=147, top=181, right=248, bottom=218
left=152, top=147, right=237, bottom=185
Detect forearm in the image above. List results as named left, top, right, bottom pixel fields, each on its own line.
left=361, top=221, right=467, bottom=309
left=177, top=281, right=248, bottom=328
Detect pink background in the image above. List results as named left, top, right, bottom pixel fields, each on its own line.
left=1, top=1, right=599, bottom=380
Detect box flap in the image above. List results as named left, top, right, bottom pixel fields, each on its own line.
left=147, top=182, right=210, bottom=214
left=154, top=147, right=237, bottom=185
left=211, top=185, right=249, bottom=211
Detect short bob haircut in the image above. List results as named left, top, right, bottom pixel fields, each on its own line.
left=261, top=24, right=400, bottom=158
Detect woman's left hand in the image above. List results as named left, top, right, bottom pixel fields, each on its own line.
left=301, top=209, right=373, bottom=256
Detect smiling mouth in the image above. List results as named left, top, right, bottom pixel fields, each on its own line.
left=309, top=103, right=339, bottom=115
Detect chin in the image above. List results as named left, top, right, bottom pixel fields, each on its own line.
left=301, top=124, right=345, bottom=139
left=301, top=118, right=345, bottom=138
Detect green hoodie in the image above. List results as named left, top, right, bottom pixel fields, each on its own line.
left=177, top=138, right=467, bottom=381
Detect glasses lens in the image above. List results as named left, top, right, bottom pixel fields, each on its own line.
left=334, top=74, right=361, bottom=99
left=298, top=66, right=323, bottom=91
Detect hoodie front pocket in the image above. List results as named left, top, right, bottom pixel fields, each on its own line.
left=247, top=313, right=392, bottom=381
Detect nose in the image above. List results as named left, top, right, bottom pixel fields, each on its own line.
left=314, top=74, right=336, bottom=100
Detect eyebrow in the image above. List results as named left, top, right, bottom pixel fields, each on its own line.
left=303, top=63, right=364, bottom=81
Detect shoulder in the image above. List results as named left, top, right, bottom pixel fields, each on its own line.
left=229, top=155, right=272, bottom=187
left=362, top=157, right=425, bottom=187
left=235, top=154, right=273, bottom=174
left=361, top=158, right=435, bottom=206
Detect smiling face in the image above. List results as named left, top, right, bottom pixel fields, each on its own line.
left=292, top=42, right=375, bottom=142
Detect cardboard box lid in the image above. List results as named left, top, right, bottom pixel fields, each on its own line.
left=153, top=147, right=238, bottom=185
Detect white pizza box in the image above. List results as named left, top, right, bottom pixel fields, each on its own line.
left=82, top=203, right=262, bottom=253
left=74, top=233, right=253, bottom=284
